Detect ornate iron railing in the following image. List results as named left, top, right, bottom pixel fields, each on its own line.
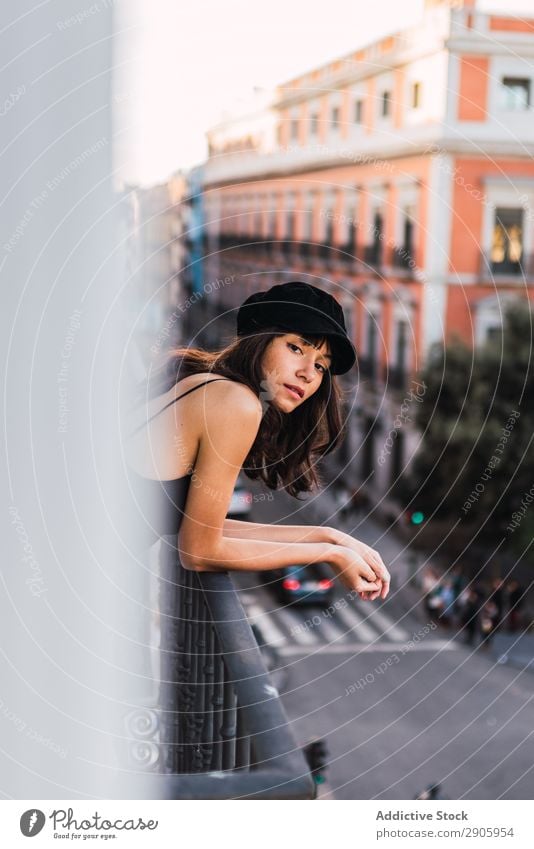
left=125, top=547, right=315, bottom=800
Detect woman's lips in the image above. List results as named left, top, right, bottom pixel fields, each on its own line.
left=283, top=384, right=303, bottom=400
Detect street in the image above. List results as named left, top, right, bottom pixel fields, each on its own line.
left=234, top=484, right=534, bottom=800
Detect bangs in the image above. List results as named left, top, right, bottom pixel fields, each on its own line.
left=299, top=333, right=333, bottom=367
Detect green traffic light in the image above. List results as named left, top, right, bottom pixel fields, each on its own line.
left=411, top=511, right=425, bottom=525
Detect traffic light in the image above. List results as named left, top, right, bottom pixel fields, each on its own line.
left=408, top=509, right=425, bottom=525
left=303, top=739, right=329, bottom=784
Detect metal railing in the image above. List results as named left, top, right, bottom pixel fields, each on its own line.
left=391, top=244, right=415, bottom=271
left=363, top=242, right=383, bottom=270
left=479, top=251, right=534, bottom=280
left=125, top=547, right=315, bottom=800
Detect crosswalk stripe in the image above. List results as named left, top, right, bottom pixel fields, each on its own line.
left=242, top=591, right=429, bottom=649
left=333, top=602, right=380, bottom=642
left=279, top=640, right=459, bottom=656
left=354, top=601, right=410, bottom=641
left=275, top=605, right=321, bottom=646
left=246, top=603, right=287, bottom=646
left=313, top=613, right=350, bottom=645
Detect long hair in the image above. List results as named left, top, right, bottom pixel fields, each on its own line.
left=135, top=330, right=348, bottom=497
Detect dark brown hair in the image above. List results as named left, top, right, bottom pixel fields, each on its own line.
left=137, top=330, right=347, bottom=497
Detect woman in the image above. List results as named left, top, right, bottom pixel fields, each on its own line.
left=125, top=281, right=390, bottom=601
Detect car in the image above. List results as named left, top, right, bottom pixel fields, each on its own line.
left=227, top=477, right=253, bottom=519
left=264, top=562, right=335, bottom=607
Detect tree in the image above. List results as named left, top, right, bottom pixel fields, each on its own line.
left=397, top=301, right=534, bottom=559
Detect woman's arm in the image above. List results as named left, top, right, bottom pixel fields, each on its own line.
left=180, top=534, right=381, bottom=596
left=222, top=520, right=390, bottom=600
left=222, top=517, right=338, bottom=545
left=177, top=382, right=385, bottom=596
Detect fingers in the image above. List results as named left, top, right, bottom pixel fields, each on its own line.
left=366, top=550, right=391, bottom=594
left=359, top=588, right=381, bottom=601
left=358, top=579, right=380, bottom=593
left=349, top=540, right=390, bottom=598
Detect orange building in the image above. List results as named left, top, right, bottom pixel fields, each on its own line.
left=200, top=0, right=534, bottom=500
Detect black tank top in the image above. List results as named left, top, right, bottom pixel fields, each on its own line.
left=126, top=378, right=230, bottom=549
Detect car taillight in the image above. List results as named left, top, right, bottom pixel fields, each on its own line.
left=282, top=578, right=301, bottom=591
left=318, top=579, right=333, bottom=590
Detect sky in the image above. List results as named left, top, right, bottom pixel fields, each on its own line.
left=115, top=0, right=534, bottom=187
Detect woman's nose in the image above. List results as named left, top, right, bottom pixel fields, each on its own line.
left=297, top=360, right=316, bottom=381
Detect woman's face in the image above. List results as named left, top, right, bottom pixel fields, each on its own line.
left=260, top=333, right=332, bottom=412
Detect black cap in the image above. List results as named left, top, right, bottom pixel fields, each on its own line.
left=236, top=281, right=356, bottom=375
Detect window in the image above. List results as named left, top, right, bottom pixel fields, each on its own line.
left=286, top=210, right=295, bottom=241
left=269, top=209, right=277, bottom=238
left=367, top=314, right=378, bottom=380
left=324, top=211, right=334, bottom=246
left=486, top=326, right=503, bottom=343
left=354, top=99, right=363, bottom=124
left=331, top=106, right=340, bottom=129
left=412, top=82, right=421, bottom=109
left=372, top=211, right=384, bottom=263
left=381, top=90, right=391, bottom=118
left=396, top=320, right=408, bottom=374
left=303, top=207, right=313, bottom=241
left=403, top=217, right=414, bottom=254
left=310, top=112, right=319, bottom=136
left=276, top=124, right=283, bottom=146
left=393, top=214, right=415, bottom=269
left=474, top=295, right=518, bottom=346
left=500, top=77, right=530, bottom=110
left=290, top=118, right=299, bottom=142
left=346, top=208, right=357, bottom=253
left=490, top=207, right=523, bottom=273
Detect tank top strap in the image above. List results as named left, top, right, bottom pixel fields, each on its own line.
left=128, top=378, right=231, bottom=438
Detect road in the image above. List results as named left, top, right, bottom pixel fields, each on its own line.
left=233, top=484, right=534, bottom=800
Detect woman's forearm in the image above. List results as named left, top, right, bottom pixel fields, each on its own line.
left=180, top=533, right=336, bottom=573
left=223, top=517, right=339, bottom=545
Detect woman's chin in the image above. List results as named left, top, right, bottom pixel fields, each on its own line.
left=274, top=398, right=298, bottom=413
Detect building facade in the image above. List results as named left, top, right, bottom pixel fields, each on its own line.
left=201, top=0, right=534, bottom=500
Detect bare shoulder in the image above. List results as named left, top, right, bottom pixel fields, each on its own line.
left=196, top=374, right=263, bottom=419
left=194, top=376, right=262, bottom=468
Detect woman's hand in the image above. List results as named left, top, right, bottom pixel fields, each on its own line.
left=325, top=527, right=390, bottom=601
left=327, top=544, right=384, bottom=597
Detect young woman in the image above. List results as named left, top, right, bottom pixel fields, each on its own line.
left=125, top=281, right=390, bottom=601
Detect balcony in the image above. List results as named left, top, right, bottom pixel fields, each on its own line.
left=480, top=251, right=534, bottom=282
left=124, top=552, right=315, bottom=799
left=362, top=243, right=383, bottom=271
left=217, top=233, right=271, bottom=260
left=358, top=355, right=378, bottom=384
left=382, top=363, right=408, bottom=391
left=391, top=245, right=415, bottom=273
left=337, top=242, right=358, bottom=269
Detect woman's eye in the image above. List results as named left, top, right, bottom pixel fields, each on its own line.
left=288, top=342, right=302, bottom=354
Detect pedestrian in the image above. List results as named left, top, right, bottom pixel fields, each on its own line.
left=426, top=585, right=444, bottom=624
left=438, top=580, right=455, bottom=628
left=479, top=599, right=499, bottom=649
left=489, top=577, right=505, bottom=632
left=451, top=565, right=468, bottom=628
left=460, top=588, right=480, bottom=646
left=422, top=567, right=440, bottom=621
left=124, top=281, right=391, bottom=601
left=506, top=579, right=525, bottom=633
